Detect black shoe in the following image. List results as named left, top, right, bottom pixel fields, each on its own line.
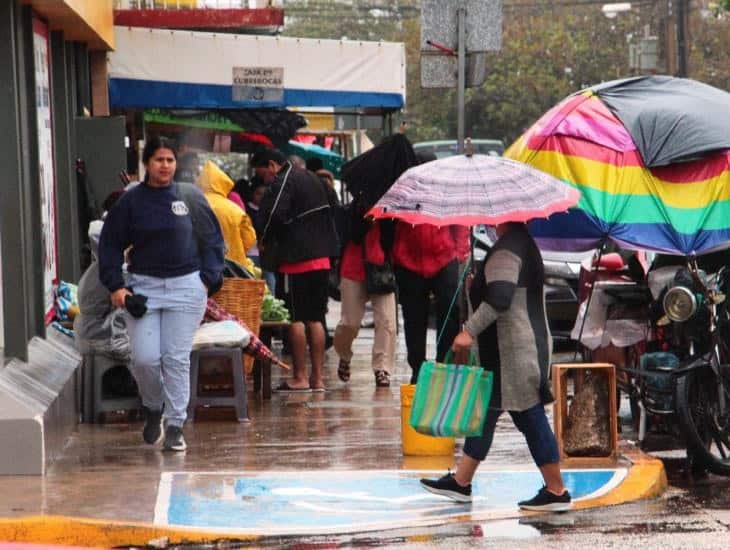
left=142, top=406, right=164, bottom=445
left=374, top=370, right=390, bottom=388
left=163, top=425, right=187, bottom=452
left=420, top=472, right=472, bottom=503
left=518, top=486, right=572, bottom=512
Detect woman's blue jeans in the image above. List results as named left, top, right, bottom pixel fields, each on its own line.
left=124, top=271, right=207, bottom=427
left=463, top=403, right=560, bottom=467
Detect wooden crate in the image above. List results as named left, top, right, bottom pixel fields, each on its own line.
left=552, top=363, right=618, bottom=467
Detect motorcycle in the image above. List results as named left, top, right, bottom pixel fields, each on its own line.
left=619, top=262, right=730, bottom=476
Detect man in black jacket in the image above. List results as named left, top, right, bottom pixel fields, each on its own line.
left=253, top=149, right=339, bottom=392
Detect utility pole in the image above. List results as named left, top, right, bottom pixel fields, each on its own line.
left=456, top=3, right=466, bottom=154
left=676, top=0, right=689, bottom=77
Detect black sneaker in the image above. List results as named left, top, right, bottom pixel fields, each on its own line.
left=163, top=425, right=187, bottom=452
left=518, top=486, right=572, bottom=512
left=420, top=472, right=472, bottom=503
left=142, top=406, right=164, bottom=445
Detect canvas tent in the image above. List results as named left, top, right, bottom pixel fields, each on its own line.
left=108, top=27, right=406, bottom=111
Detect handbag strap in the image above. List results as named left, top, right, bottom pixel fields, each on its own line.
left=435, top=257, right=472, bottom=350
left=260, top=163, right=292, bottom=242
left=443, top=349, right=478, bottom=366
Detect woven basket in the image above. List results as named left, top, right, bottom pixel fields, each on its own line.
left=212, top=278, right=266, bottom=373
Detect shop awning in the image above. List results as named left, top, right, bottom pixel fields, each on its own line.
left=109, top=27, right=406, bottom=111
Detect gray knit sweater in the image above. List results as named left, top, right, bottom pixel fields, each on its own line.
left=465, top=224, right=553, bottom=411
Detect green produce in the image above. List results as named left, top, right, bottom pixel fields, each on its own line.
left=261, top=294, right=290, bottom=322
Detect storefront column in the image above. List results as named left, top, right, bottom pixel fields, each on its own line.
left=90, top=51, right=109, bottom=117
left=0, top=1, right=33, bottom=360
left=51, top=31, right=82, bottom=283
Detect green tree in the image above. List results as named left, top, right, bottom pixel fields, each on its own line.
left=284, top=1, right=729, bottom=148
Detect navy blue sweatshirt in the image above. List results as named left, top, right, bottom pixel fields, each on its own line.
left=98, top=181, right=225, bottom=292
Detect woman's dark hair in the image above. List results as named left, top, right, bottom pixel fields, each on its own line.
left=245, top=177, right=268, bottom=202
left=142, top=136, right=178, bottom=164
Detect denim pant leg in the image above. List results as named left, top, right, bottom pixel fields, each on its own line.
left=463, top=408, right=503, bottom=461
left=159, top=273, right=208, bottom=427
left=125, top=308, right=165, bottom=411
left=508, top=404, right=561, bottom=467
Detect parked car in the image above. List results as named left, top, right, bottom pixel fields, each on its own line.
left=413, top=139, right=505, bottom=159
left=472, top=225, right=592, bottom=342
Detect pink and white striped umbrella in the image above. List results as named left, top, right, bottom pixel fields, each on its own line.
left=368, top=153, right=580, bottom=226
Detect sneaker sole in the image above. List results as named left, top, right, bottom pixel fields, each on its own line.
left=519, top=502, right=572, bottom=512
left=163, top=442, right=187, bottom=452
left=420, top=481, right=472, bottom=503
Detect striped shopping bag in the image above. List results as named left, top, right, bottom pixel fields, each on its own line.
left=409, top=353, right=493, bottom=438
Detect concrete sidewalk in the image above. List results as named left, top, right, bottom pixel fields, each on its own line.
left=0, top=303, right=666, bottom=546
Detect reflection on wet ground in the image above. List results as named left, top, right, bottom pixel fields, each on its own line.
left=4, top=303, right=730, bottom=547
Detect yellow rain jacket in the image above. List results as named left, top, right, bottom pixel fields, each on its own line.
left=197, top=161, right=259, bottom=275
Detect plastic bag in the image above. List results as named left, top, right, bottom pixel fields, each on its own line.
left=75, top=308, right=131, bottom=361
left=192, top=320, right=251, bottom=350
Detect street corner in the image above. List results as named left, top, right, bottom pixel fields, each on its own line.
left=0, top=456, right=667, bottom=547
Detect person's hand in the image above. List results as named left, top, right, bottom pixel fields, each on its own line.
left=111, top=288, right=132, bottom=308
left=465, top=272, right=474, bottom=293
left=452, top=330, right=474, bottom=354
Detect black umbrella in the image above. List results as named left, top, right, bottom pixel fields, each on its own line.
left=593, top=75, right=730, bottom=167
left=341, top=133, right=419, bottom=212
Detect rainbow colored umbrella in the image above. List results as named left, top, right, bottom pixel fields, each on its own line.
left=505, top=76, right=730, bottom=256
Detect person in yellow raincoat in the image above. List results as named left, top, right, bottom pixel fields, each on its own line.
left=197, top=160, right=259, bottom=276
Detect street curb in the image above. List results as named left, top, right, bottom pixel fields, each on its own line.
left=0, top=450, right=667, bottom=547
left=572, top=446, right=668, bottom=510
left=0, top=516, right=258, bottom=547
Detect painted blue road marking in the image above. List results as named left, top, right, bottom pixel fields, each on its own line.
left=155, top=469, right=626, bottom=535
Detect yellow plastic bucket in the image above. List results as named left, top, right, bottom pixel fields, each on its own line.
left=400, top=384, right=455, bottom=456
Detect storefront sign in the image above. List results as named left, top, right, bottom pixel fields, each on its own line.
left=33, top=18, right=58, bottom=324
left=232, top=66, right=284, bottom=103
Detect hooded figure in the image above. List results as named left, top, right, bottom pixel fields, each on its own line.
left=197, top=161, right=257, bottom=273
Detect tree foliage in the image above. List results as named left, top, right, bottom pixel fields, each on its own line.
left=284, top=1, right=729, bottom=147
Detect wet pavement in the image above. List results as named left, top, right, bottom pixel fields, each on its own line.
left=0, top=302, right=727, bottom=547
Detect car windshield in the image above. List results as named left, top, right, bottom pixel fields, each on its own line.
left=414, top=140, right=505, bottom=158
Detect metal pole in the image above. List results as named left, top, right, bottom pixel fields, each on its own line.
left=456, top=4, right=466, bottom=154
left=676, top=0, right=688, bottom=77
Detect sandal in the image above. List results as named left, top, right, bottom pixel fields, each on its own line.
left=374, top=370, right=390, bottom=388
left=337, top=359, right=351, bottom=382
left=273, top=381, right=312, bottom=393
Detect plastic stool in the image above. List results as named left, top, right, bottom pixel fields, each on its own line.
left=188, top=347, right=248, bottom=422
left=82, top=354, right=141, bottom=423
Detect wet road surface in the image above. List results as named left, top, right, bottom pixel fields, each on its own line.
left=2, top=304, right=729, bottom=547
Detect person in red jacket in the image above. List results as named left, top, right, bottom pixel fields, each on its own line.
left=334, top=219, right=396, bottom=388
left=392, top=220, right=470, bottom=383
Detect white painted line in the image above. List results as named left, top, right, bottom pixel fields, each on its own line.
left=161, top=468, right=621, bottom=476
left=573, top=468, right=628, bottom=502
left=153, top=472, right=173, bottom=526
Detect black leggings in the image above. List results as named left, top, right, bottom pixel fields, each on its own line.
left=395, top=261, right=460, bottom=384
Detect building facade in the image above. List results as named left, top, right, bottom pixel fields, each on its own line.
left=0, top=1, right=113, bottom=361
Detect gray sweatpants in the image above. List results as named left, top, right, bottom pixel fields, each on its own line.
left=125, top=271, right=207, bottom=427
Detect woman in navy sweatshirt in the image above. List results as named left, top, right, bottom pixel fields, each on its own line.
left=99, top=136, right=225, bottom=452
